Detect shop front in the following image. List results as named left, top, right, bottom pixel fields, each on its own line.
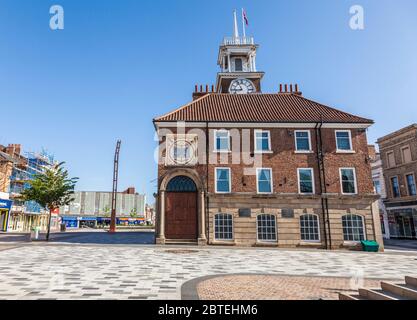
left=117, top=217, right=145, bottom=226
left=61, top=216, right=79, bottom=229
left=79, top=217, right=97, bottom=229
left=7, top=211, right=49, bottom=232
left=387, top=208, right=417, bottom=239
left=0, top=199, right=12, bottom=231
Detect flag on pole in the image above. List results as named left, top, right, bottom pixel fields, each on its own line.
left=243, top=9, right=249, bottom=26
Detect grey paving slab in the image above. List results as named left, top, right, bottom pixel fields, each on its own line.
left=0, top=244, right=416, bottom=300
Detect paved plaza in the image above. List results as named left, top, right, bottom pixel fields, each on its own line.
left=196, top=275, right=382, bottom=300
left=0, top=232, right=416, bottom=300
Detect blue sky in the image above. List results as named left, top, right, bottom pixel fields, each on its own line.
left=1, top=0, right=417, bottom=202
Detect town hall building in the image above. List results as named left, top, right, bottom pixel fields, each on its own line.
left=153, top=15, right=384, bottom=250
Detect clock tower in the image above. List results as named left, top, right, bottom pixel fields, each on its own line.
left=216, top=11, right=265, bottom=94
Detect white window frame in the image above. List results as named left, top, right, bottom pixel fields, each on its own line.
left=215, top=167, right=231, bottom=194
left=297, top=168, right=315, bottom=195
left=335, top=130, right=354, bottom=153
left=339, top=168, right=358, bottom=195
left=299, top=214, right=321, bottom=243
left=254, top=130, right=272, bottom=153
left=294, top=130, right=312, bottom=153
left=342, top=214, right=366, bottom=242
left=214, top=213, right=234, bottom=241
left=214, top=129, right=231, bottom=153
left=256, top=214, right=278, bottom=243
left=256, top=168, right=273, bottom=194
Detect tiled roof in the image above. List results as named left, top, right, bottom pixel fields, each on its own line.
left=154, top=93, right=373, bottom=124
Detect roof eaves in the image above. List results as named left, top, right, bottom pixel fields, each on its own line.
left=153, top=94, right=212, bottom=123
left=291, top=94, right=374, bottom=124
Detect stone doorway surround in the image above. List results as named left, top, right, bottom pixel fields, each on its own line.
left=156, top=168, right=207, bottom=245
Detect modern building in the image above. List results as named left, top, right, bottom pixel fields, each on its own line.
left=0, top=144, right=58, bottom=232
left=152, top=15, right=383, bottom=250
left=369, top=145, right=390, bottom=239
left=59, top=188, right=146, bottom=229
left=377, top=124, right=417, bottom=239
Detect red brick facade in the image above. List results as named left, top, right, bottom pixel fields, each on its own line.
left=158, top=127, right=374, bottom=196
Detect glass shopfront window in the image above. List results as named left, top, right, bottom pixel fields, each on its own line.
left=388, top=208, right=417, bottom=239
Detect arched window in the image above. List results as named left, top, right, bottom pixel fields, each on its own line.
left=234, top=58, right=243, bottom=71
left=257, top=214, right=277, bottom=242
left=214, top=213, right=233, bottom=240
left=342, top=214, right=365, bottom=241
left=300, top=214, right=320, bottom=242
left=166, top=176, right=197, bottom=192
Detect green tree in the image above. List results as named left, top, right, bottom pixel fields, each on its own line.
left=130, top=208, right=138, bottom=218
left=20, top=162, right=78, bottom=241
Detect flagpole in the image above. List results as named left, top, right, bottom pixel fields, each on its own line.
left=233, top=10, right=239, bottom=40
left=241, top=8, right=246, bottom=42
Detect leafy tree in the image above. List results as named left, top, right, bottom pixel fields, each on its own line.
left=130, top=208, right=138, bottom=218
left=20, top=162, right=78, bottom=241
left=103, top=205, right=111, bottom=217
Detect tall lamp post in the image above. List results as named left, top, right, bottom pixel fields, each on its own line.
left=109, top=140, right=121, bottom=233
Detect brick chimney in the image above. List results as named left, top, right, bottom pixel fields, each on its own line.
left=368, top=145, right=377, bottom=161
left=6, top=144, right=21, bottom=156
left=123, top=187, right=136, bottom=195
left=279, top=83, right=302, bottom=96
left=192, top=84, right=215, bottom=100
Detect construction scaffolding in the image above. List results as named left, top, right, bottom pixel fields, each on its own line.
left=1, top=144, right=58, bottom=232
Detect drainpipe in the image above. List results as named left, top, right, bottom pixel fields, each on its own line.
left=315, top=122, right=331, bottom=250
left=318, top=121, right=332, bottom=250
left=206, top=122, right=210, bottom=244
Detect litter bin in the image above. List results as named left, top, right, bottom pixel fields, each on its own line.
left=361, top=240, right=379, bottom=252
left=60, top=223, right=66, bottom=232
left=30, top=227, right=40, bottom=241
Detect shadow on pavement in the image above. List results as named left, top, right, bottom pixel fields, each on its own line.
left=384, top=239, right=417, bottom=251
left=49, top=231, right=156, bottom=245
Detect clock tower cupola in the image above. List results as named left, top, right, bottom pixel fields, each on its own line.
left=216, top=10, right=265, bottom=94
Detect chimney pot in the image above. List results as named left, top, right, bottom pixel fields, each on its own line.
left=284, top=84, right=288, bottom=92
left=295, top=84, right=299, bottom=92
left=290, top=84, right=293, bottom=92
left=279, top=84, right=283, bottom=93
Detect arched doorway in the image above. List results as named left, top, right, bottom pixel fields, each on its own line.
left=165, top=176, right=198, bottom=240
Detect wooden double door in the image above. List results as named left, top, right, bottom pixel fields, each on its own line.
left=165, top=191, right=198, bottom=240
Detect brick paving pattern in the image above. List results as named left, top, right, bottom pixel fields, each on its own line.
left=197, top=275, right=382, bottom=300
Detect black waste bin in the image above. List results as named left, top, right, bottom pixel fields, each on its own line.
left=60, top=223, right=66, bottom=232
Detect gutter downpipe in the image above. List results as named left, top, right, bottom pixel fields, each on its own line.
left=318, top=121, right=332, bottom=250
left=315, top=122, right=329, bottom=250
left=206, top=122, right=210, bottom=244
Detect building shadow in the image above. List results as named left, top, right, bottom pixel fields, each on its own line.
left=49, top=231, right=155, bottom=245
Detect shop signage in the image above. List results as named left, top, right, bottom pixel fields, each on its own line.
left=0, top=199, right=12, bottom=210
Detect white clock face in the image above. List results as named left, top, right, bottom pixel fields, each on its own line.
left=229, top=78, right=256, bottom=94
left=168, top=140, right=195, bottom=165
